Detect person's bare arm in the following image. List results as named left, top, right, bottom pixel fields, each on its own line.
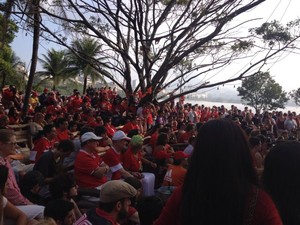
left=4, top=201, right=28, bottom=225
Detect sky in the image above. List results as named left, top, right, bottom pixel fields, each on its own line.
left=11, top=0, right=300, bottom=93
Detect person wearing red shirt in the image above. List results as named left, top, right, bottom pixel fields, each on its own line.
left=177, top=123, right=195, bottom=144
left=123, top=135, right=156, bottom=196
left=31, top=124, right=57, bottom=162
left=154, top=119, right=282, bottom=225
left=74, top=132, right=109, bottom=189
left=102, top=131, right=133, bottom=180
left=121, top=116, right=139, bottom=134
left=74, top=180, right=137, bottom=225
left=103, top=117, right=117, bottom=138
left=55, top=118, right=70, bottom=141
left=162, top=151, right=188, bottom=187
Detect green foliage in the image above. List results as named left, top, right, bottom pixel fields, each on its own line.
left=251, top=20, right=292, bottom=46
left=68, top=37, right=107, bottom=94
left=231, top=40, right=254, bottom=52
left=0, top=14, right=18, bottom=44
left=36, top=48, right=77, bottom=90
left=290, top=88, right=300, bottom=106
left=237, top=72, right=289, bottom=112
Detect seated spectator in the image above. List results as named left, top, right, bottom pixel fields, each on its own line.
left=154, top=119, right=282, bottom=225
left=183, top=136, right=195, bottom=156
left=123, top=135, right=156, bottom=196
left=20, top=170, right=46, bottom=205
left=137, top=196, right=164, bottom=225
left=0, top=115, right=9, bottom=129
left=74, top=132, right=109, bottom=189
left=49, top=174, right=82, bottom=220
left=103, top=131, right=133, bottom=180
left=103, top=117, right=117, bottom=138
left=74, top=180, right=137, bottom=225
left=0, top=129, right=44, bottom=220
left=162, top=151, right=188, bottom=187
left=30, top=112, right=46, bottom=138
left=55, top=118, right=71, bottom=141
left=31, top=124, right=57, bottom=163
left=263, top=141, right=300, bottom=225
left=44, top=199, right=76, bottom=225
left=177, top=123, right=195, bottom=143
left=0, top=165, right=29, bottom=225
left=34, top=140, right=75, bottom=184
left=121, top=116, right=139, bottom=134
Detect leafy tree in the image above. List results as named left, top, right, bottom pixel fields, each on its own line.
left=36, top=48, right=77, bottom=90
left=10, top=1, right=300, bottom=104
left=0, top=11, right=19, bottom=90
left=68, top=37, right=107, bottom=94
left=290, top=88, right=300, bottom=106
left=237, top=72, right=289, bottom=113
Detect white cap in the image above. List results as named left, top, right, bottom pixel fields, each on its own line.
left=81, top=132, right=102, bottom=143
left=112, top=131, right=131, bottom=141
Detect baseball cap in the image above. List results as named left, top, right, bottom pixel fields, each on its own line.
left=174, top=151, right=189, bottom=160
left=100, top=180, right=137, bottom=203
left=130, top=135, right=144, bottom=146
left=112, top=131, right=131, bottom=141
left=81, top=132, right=102, bottom=143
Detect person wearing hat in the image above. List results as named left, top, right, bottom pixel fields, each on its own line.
left=74, top=132, right=110, bottom=189
left=162, top=151, right=189, bottom=187
left=123, top=135, right=156, bottom=196
left=103, top=131, right=133, bottom=180
left=74, top=180, right=137, bottom=225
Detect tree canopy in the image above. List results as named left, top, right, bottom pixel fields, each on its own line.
left=8, top=0, right=300, bottom=104
left=237, top=71, right=289, bottom=113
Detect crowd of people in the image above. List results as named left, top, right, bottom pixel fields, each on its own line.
left=1, top=84, right=300, bottom=225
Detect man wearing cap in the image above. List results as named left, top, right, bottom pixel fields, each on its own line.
left=74, top=180, right=137, bottom=225
left=162, top=151, right=189, bottom=187
left=103, top=130, right=133, bottom=180
left=74, top=132, right=109, bottom=189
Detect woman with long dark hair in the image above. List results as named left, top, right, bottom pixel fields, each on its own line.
left=263, top=141, right=300, bottom=225
left=154, top=119, right=282, bottom=225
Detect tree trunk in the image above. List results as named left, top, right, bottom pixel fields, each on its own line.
left=83, top=75, right=87, bottom=95
left=22, top=0, right=40, bottom=117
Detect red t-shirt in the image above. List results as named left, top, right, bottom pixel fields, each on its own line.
left=121, top=122, right=139, bottom=134
left=104, top=124, right=116, bottom=138
left=56, top=128, right=70, bottom=141
left=122, top=148, right=142, bottom=172
left=162, top=165, right=187, bottom=187
left=154, top=186, right=282, bottom=225
left=102, top=147, right=123, bottom=180
left=33, top=137, right=55, bottom=162
left=178, top=132, right=192, bottom=143
left=74, top=150, right=107, bottom=188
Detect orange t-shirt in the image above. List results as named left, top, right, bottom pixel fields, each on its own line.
left=162, top=165, right=187, bottom=187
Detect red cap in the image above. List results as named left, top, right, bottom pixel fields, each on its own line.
left=174, top=151, right=189, bottom=160
left=44, top=88, right=49, bottom=93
